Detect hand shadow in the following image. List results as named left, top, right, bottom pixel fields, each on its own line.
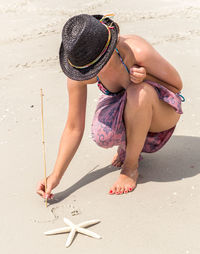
left=49, top=135, right=200, bottom=204
left=48, top=164, right=119, bottom=205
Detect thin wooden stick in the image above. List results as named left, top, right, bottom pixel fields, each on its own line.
left=40, top=88, right=47, bottom=208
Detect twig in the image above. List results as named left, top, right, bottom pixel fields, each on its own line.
left=40, top=88, right=48, bottom=208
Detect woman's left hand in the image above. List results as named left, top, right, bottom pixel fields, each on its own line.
left=130, top=65, right=146, bottom=84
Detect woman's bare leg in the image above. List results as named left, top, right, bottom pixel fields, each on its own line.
left=109, top=82, right=180, bottom=195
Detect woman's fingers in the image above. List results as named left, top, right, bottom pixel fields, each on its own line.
left=131, top=72, right=145, bottom=78
left=36, top=180, right=52, bottom=199
left=36, top=174, right=60, bottom=200
left=130, top=66, right=146, bottom=83
left=130, top=75, right=143, bottom=84
left=36, top=182, right=45, bottom=197
left=130, top=66, right=146, bottom=74
left=130, top=66, right=146, bottom=84
left=49, top=194, right=54, bottom=199
left=130, top=77, right=139, bottom=83
left=46, top=184, right=53, bottom=198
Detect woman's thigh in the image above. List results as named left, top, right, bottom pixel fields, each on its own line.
left=127, top=82, right=181, bottom=133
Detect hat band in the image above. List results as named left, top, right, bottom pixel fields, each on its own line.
left=68, top=23, right=113, bottom=69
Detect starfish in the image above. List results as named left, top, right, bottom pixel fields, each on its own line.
left=44, top=217, right=102, bottom=247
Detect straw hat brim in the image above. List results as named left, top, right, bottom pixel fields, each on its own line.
left=59, top=15, right=118, bottom=81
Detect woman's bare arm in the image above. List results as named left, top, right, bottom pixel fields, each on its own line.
left=127, top=35, right=183, bottom=93
left=52, top=78, right=87, bottom=179
left=37, top=78, right=87, bottom=198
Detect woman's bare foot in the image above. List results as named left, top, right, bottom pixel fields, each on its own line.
left=111, top=146, right=125, bottom=167
left=109, top=167, right=139, bottom=195
left=111, top=153, right=123, bottom=167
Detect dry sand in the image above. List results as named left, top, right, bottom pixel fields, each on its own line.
left=0, top=0, right=200, bottom=253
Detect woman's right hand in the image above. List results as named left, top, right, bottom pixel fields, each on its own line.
left=130, top=65, right=146, bottom=84
left=36, top=173, right=60, bottom=200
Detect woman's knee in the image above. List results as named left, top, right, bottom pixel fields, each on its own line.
left=126, top=82, right=156, bottom=108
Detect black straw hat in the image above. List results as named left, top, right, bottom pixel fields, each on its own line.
left=59, top=14, right=119, bottom=81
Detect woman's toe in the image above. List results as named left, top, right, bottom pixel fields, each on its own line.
left=117, top=162, right=122, bottom=167
left=115, top=185, right=121, bottom=195
left=109, top=186, right=115, bottom=195
left=128, top=184, right=136, bottom=192
left=124, top=186, right=129, bottom=194
left=115, top=162, right=119, bottom=167
left=118, top=163, right=122, bottom=167
left=113, top=160, right=119, bottom=167
left=119, top=187, right=124, bottom=194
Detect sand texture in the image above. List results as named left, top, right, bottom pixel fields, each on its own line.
left=0, top=0, right=200, bottom=253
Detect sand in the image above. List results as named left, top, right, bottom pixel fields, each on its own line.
left=0, top=0, right=200, bottom=253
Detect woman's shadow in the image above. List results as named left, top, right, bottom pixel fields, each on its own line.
left=49, top=135, right=200, bottom=204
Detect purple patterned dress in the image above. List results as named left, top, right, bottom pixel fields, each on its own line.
left=91, top=48, right=184, bottom=163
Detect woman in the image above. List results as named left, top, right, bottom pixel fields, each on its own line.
left=37, top=14, right=184, bottom=198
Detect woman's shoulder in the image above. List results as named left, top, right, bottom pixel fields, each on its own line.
left=119, top=34, right=153, bottom=65
left=120, top=34, right=149, bottom=46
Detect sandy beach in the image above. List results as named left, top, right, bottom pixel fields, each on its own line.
left=0, top=0, right=200, bottom=253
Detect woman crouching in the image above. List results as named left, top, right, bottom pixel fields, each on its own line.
left=37, top=14, right=184, bottom=198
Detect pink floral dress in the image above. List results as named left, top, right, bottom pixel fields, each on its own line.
left=91, top=48, right=184, bottom=163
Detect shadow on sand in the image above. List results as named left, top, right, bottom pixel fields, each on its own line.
left=49, top=135, right=200, bottom=204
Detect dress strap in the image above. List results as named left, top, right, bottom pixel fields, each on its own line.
left=115, top=48, right=130, bottom=74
